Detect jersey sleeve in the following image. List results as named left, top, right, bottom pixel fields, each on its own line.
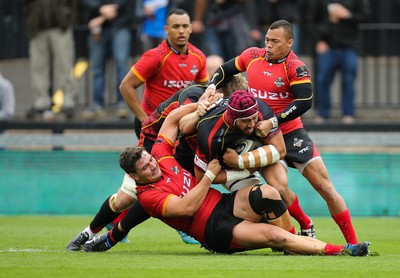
left=151, top=133, right=175, bottom=161
left=236, top=47, right=262, bottom=72
left=287, top=58, right=311, bottom=86
left=131, top=50, right=162, bottom=82
left=139, top=189, right=174, bottom=218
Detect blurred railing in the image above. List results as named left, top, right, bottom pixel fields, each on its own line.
left=357, top=23, right=400, bottom=109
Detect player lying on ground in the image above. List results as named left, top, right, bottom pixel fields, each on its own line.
left=82, top=102, right=370, bottom=256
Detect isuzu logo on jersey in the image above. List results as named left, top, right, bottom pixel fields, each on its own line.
left=249, top=88, right=289, bottom=100
left=164, top=80, right=192, bottom=88
left=190, top=65, right=199, bottom=75
left=274, top=77, right=285, bottom=88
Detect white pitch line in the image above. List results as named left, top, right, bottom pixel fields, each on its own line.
left=0, top=248, right=62, bottom=253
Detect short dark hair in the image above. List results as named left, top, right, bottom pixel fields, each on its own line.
left=119, top=147, right=144, bottom=174
left=166, top=8, right=190, bottom=20
left=269, top=20, right=294, bottom=40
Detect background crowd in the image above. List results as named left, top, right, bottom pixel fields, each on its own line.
left=1, top=0, right=399, bottom=124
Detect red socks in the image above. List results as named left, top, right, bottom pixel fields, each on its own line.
left=324, top=243, right=344, bottom=255
left=287, top=195, right=312, bottom=230
left=332, top=209, right=358, bottom=244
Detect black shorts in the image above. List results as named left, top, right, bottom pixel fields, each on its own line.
left=203, top=191, right=244, bottom=254
left=283, top=128, right=316, bottom=168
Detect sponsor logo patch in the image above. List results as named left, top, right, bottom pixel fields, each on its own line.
left=295, top=65, right=309, bottom=78
left=293, top=137, right=303, bottom=148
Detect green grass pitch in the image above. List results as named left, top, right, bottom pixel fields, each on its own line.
left=1, top=216, right=399, bottom=277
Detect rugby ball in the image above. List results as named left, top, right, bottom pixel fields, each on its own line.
left=224, top=138, right=264, bottom=192
left=234, top=138, right=263, bottom=154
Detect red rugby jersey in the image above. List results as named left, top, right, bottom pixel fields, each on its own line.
left=136, top=134, right=221, bottom=244
left=132, top=41, right=208, bottom=115
left=236, top=48, right=311, bottom=134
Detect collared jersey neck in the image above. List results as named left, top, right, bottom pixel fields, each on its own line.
left=265, top=50, right=291, bottom=64
left=166, top=40, right=188, bottom=55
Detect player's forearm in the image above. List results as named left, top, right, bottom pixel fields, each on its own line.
left=178, top=175, right=213, bottom=216
left=276, top=83, right=313, bottom=124
left=209, top=59, right=239, bottom=88
left=124, top=92, right=147, bottom=123
left=275, top=99, right=312, bottom=124
left=161, top=104, right=198, bottom=144
left=179, top=111, right=200, bottom=135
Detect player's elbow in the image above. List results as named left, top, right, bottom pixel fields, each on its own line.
left=181, top=205, right=198, bottom=216
left=278, top=147, right=286, bottom=160
left=119, top=80, right=128, bottom=96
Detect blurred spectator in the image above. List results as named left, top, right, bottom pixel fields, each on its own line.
left=0, top=71, right=15, bottom=122
left=81, top=0, right=133, bottom=120
left=192, top=0, right=257, bottom=61
left=253, top=0, right=302, bottom=54
left=23, top=0, right=78, bottom=120
left=136, top=0, right=168, bottom=53
left=309, top=0, right=371, bottom=124
left=206, top=54, right=224, bottom=76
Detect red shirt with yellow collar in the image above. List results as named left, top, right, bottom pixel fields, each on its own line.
left=132, top=41, right=208, bottom=115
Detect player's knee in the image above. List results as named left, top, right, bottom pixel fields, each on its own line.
left=109, top=193, right=134, bottom=213
left=268, top=179, right=290, bottom=196
left=248, top=185, right=287, bottom=220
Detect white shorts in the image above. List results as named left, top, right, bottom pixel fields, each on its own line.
left=224, top=172, right=262, bottom=192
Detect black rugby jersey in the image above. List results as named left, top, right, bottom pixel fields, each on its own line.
left=195, top=98, right=275, bottom=171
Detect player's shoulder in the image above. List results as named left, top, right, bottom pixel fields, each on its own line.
left=188, top=43, right=207, bottom=59
left=144, top=41, right=171, bottom=59
left=178, top=84, right=207, bottom=103
left=285, top=51, right=310, bottom=78
left=241, top=47, right=266, bottom=59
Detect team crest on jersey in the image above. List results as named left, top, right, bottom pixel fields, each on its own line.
left=170, top=166, right=180, bottom=174
left=296, top=65, right=309, bottom=78
left=190, top=65, right=199, bottom=75
left=274, top=77, right=285, bottom=88
left=293, top=137, right=303, bottom=148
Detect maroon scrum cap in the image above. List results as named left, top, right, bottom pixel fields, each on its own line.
left=226, top=90, right=258, bottom=125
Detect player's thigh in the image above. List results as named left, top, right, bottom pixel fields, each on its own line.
left=261, top=163, right=288, bottom=190
left=232, top=221, right=280, bottom=249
